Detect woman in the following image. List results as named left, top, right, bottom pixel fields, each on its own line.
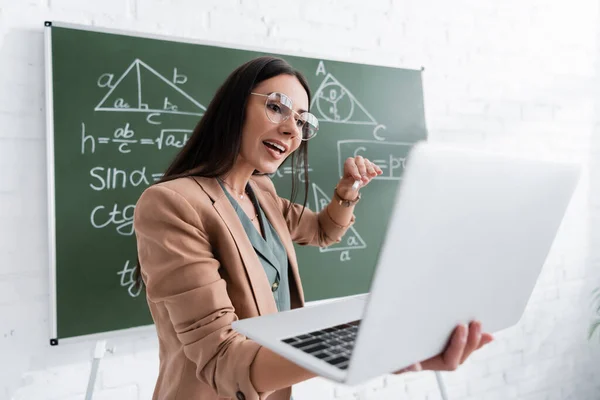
left=133, top=56, right=493, bottom=400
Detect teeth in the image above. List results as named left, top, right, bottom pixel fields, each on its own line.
left=265, top=141, right=285, bottom=153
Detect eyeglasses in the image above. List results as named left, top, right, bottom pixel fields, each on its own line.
left=250, top=92, right=319, bottom=140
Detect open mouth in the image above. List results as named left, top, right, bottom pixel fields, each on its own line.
left=263, top=140, right=286, bottom=154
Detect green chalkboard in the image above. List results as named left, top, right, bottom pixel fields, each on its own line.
left=46, top=22, right=427, bottom=341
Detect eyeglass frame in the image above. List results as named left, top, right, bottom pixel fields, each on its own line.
left=250, top=92, right=319, bottom=141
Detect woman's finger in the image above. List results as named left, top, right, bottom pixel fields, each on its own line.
left=441, top=324, right=468, bottom=370
left=366, top=159, right=383, bottom=176
left=476, top=333, right=494, bottom=350
left=364, top=159, right=377, bottom=176
left=460, top=321, right=482, bottom=364
left=393, top=362, right=422, bottom=375
left=344, top=157, right=362, bottom=181
left=355, top=156, right=367, bottom=180
left=420, top=327, right=493, bottom=372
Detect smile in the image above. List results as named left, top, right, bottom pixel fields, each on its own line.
left=263, top=140, right=286, bottom=154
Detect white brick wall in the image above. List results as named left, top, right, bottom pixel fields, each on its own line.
left=1, top=0, right=600, bottom=399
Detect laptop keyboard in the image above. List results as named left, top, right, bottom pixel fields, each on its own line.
left=280, top=320, right=360, bottom=370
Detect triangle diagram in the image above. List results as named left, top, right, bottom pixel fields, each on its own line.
left=95, top=59, right=206, bottom=116
left=310, top=73, right=377, bottom=125
left=312, top=183, right=367, bottom=252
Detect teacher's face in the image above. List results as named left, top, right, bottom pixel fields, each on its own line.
left=239, top=74, right=309, bottom=174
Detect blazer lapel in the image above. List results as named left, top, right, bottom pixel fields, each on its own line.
left=244, top=212, right=281, bottom=277
left=192, top=177, right=278, bottom=316
left=250, top=179, right=305, bottom=306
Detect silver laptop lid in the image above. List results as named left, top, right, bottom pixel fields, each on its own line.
left=345, top=142, right=580, bottom=385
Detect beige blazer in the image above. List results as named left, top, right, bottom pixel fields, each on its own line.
left=134, top=175, right=354, bottom=400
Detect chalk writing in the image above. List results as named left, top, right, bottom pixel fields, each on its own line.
left=89, top=166, right=159, bottom=191
left=337, top=140, right=412, bottom=181
left=340, top=251, right=351, bottom=262
left=269, top=163, right=313, bottom=183
left=90, top=203, right=135, bottom=236
left=117, top=260, right=143, bottom=298
left=312, top=183, right=367, bottom=257
left=140, top=129, right=191, bottom=150
left=311, top=72, right=377, bottom=126
left=81, top=122, right=191, bottom=154
left=95, top=59, right=206, bottom=116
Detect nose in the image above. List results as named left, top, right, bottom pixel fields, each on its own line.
left=278, top=115, right=301, bottom=139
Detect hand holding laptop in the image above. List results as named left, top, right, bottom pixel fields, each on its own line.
left=395, top=320, right=494, bottom=373
left=233, top=142, right=579, bottom=386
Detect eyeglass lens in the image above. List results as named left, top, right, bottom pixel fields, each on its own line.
left=264, top=92, right=319, bottom=140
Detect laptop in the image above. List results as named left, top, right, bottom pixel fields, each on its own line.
left=232, top=141, right=580, bottom=386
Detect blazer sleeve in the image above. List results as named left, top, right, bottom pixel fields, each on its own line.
left=134, top=185, right=271, bottom=400
left=259, top=177, right=355, bottom=247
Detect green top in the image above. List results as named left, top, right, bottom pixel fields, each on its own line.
left=219, top=180, right=292, bottom=312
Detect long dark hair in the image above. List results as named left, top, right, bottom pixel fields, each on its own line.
left=134, top=56, right=312, bottom=288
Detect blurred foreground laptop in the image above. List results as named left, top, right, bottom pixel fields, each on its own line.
left=232, top=141, right=580, bottom=386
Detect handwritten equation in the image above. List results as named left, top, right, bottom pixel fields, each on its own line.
left=337, top=140, right=412, bottom=180
left=269, top=165, right=313, bottom=183
left=90, top=166, right=162, bottom=191
left=79, top=60, right=205, bottom=300
left=81, top=122, right=191, bottom=154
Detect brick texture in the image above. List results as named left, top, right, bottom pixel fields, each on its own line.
left=1, top=0, right=600, bottom=399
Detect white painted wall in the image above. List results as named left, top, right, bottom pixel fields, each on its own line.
left=1, top=0, right=600, bottom=399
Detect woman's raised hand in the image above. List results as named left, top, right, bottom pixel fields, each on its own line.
left=336, top=156, right=383, bottom=199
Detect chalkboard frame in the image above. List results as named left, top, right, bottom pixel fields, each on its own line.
left=44, top=21, right=426, bottom=344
